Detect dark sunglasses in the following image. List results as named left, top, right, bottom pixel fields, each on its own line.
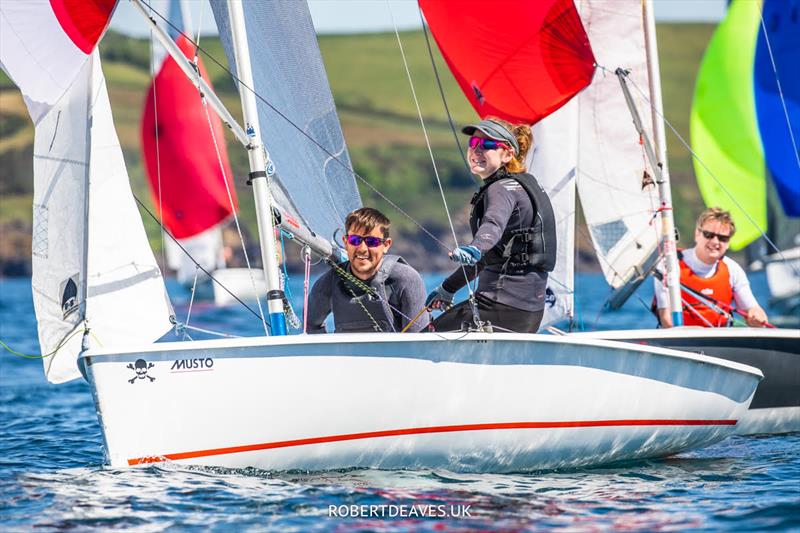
left=468, top=136, right=510, bottom=151
left=346, top=234, right=386, bottom=247
left=699, top=229, right=731, bottom=243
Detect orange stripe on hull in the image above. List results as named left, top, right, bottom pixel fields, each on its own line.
left=128, top=419, right=737, bottom=466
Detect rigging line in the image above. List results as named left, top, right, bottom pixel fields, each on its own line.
left=184, top=267, right=199, bottom=340
left=201, top=101, right=268, bottom=335
left=137, top=0, right=452, bottom=254
left=132, top=194, right=264, bottom=321
left=148, top=5, right=166, bottom=275
left=758, top=4, right=800, bottom=174
left=611, top=65, right=799, bottom=275
left=0, top=327, right=85, bottom=360
left=387, top=1, right=475, bottom=297
left=323, top=258, right=423, bottom=328
left=417, top=5, right=476, bottom=185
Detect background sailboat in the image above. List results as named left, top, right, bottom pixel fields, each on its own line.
left=140, top=0, right=272, bottom=305
left=690, top=0, right=799, bottom=321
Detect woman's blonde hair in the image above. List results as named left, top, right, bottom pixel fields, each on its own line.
left=486, top=116, right=533, bottom=173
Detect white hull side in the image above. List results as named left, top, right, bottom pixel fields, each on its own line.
left=82, top=333, right=760, bottom=472
left=573, top=328, right=800, bottom=435
left=735, top=406, right=800, bottom=436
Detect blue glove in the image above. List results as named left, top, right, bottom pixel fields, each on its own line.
left=449, top=245, right=481, bottom=266
left=426, top=284, right=455, bottom=309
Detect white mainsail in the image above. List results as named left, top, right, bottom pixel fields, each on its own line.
left=574, top=0, right=662, bottom=299
left=29, top=51, right=173, bottom=383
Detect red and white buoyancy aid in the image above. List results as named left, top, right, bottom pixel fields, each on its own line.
left=679, top=255, right=733, bottom=327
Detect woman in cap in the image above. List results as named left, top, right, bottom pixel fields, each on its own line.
left=426, top=117, right=556, bottom=333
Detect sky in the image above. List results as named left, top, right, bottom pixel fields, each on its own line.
left=111, top=0, right=727, bottom=37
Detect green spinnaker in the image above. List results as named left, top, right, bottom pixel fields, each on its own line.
left=690, top=0, right=764, bottom=250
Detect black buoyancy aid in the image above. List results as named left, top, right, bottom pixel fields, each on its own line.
left=469, top=171, right=557, bottom=273
left=331, top=255, right=404, bottom=333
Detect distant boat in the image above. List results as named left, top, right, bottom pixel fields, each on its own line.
left=550, top=0, right=799, bottom=435
left=140, top=0, right=267, bottom=305
left=690, top=0, right=799, bottom=319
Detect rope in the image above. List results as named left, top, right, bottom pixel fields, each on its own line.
left=184, top=266, right=199, bottom=340
left=387, top=0, right=479, bottom=327
left=279, top=230, right=302, bottom=330
left=133, top=195, right=263, bottom=319
left=400, top=305, right=431, bottom=333
left=326, top=259, right=384, bottom=332
left=302, top=246, right=311, bottom=334
left=173, top=321, right=241, bottom=339
left=147, top=3, right=166, bottom=273
left=417, top=5, right=476, bottom=185
left=1, top=326, right=84, bottom=359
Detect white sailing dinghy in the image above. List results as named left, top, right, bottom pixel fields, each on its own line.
left=422, top=0, right=800, bottom=433
left=490, top=0, right=798, bottom=435
left=1, top=0, right=762, bottom=471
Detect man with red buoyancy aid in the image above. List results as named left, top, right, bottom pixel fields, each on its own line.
left=654, top=207, right=768, bottom=328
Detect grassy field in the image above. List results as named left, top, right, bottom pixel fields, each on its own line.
left=0, top=23, right=718, bottom=272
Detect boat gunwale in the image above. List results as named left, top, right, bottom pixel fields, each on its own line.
left=81, top=331, right=764, bottom=379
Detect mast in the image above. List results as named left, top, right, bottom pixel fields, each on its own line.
left=642, top=0, right=683, bottom=327
left=225, top=0, right=287, bottom=335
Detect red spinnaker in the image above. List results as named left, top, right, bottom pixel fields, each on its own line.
left=419, top=0, right=596, bottom=124
left=141, top=36, right=237, bottom=240
left=50, top=0, right=117, bottom=53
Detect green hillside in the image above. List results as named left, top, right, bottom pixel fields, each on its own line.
left=0, top=24, right=717, bottom=274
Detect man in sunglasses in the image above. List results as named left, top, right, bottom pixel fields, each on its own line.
left=654, top=207, right=768, bottom=328
left=306, top=207, right=429, bottom=333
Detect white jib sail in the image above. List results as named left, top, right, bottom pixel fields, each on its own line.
left=32, top=50, right=173, bottom=384
left=527, top=99, right=578, bottom=328
left=575, top=0, right=661, bottom=291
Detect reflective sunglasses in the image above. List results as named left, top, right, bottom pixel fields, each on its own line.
left=699, top=229, right=731, bottom=243
left=468, top=136, right=510, bottom=151
left=346, top=234, right=386, bottom=247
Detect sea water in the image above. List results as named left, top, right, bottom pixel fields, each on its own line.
left=1, top=274, right=798, bottom=531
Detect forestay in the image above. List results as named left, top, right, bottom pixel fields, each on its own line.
left=28, top=52, right=173, bottom=383
left=210, top=0, right=361, bottom=245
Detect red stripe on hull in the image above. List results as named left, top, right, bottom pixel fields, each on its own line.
left=127, top=419, right=737, bottom=466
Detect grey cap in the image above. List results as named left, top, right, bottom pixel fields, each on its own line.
left=461, top=119, right=519, bottom=154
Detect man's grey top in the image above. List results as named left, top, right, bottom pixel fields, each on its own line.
left=442, top=177, right=548, bottom=313
left=307, top=255, right=430, bottom=333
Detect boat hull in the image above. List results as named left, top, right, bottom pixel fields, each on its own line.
left=81, top=333, right=761, bottom=471
left=574, top=328, right=800, bottom=435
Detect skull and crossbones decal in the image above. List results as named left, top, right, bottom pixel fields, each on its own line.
left=127, top=359, right=155, bottom=384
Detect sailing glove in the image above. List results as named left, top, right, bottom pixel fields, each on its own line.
left=426, top=284, right=455, bottom=310
left=450, top=245, right=482, bottom=266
